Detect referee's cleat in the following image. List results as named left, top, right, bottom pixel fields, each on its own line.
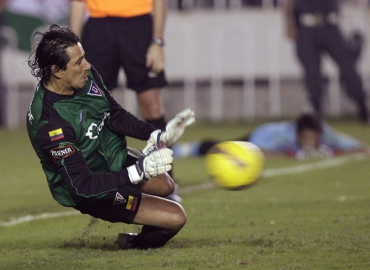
left=116, top=233, right=137, bottom=250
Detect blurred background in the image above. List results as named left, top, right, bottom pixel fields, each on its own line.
left=0, top=0, right=369, bottom=128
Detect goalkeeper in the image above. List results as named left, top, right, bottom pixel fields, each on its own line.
left=27, top=25, right=195, bottom=250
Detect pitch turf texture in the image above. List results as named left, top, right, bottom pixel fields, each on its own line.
left=1, top=118, right=369, bottom=269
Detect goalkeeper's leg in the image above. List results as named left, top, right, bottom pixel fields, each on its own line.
left=139, top=173, right=175, bottom=197
left=118, top=174, right=185, bottom=250
left=120, top=193, right=186, bottom=249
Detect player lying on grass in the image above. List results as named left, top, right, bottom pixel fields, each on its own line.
left=27, top=24, right=195, bottom=250
left=173, top=114, right=370, bottom=160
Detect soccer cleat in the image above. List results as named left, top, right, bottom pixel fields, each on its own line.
left=116, top=233, right=138, bottom=250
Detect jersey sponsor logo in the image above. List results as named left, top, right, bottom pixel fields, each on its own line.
left=49, top=145, right=76, bottom=159
left=85, top=112, right=110, bottom=140
left=126, top=196, right=138, bottom=211
left=87, top=81, right=102, bottom=97
left=49, top=128, right=65, bottom=141
left=113, top=192, right=126, bottom=205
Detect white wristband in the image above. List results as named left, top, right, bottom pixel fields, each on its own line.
left=127, top=165, right=142, bottom=184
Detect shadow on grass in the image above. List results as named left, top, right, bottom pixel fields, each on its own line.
left=63, top=217, right=120, bottom=251
left=167, top=235, right=294, bottom=249
left=62, top=217, right=294, bottom=251
left=63, top=234, right=294, bottom=251
left=63, top=235, right=120, bottom=251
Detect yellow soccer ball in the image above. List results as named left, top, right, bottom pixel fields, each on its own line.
left=205, top=141, right=265, bottom=190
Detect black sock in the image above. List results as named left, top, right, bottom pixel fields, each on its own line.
left=146, top=116, right=167, bottom=131
left=199, top=140, right=219, bottom=156
left=131, top=225, right=178, bottom=249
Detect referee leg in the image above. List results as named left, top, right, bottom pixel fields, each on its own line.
left=296, top=28, right=324, bottom=116
left=324, top=26, right=369, bottom=121
left=137, top=88, right=165, bottom=121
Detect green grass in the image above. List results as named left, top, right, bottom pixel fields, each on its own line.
left=0, top=119, right=370, bottom=269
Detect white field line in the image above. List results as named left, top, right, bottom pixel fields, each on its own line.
left=0, top=210, right=80, bottom=227
left=1, top=153, right=368, bottom=227
left=262, top=153, right=367, bottom=178
left=181, top=153, right=368, bottom=194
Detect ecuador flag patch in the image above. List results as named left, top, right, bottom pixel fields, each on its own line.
left=49, top=128, right=64, bottom=141
left=126, top=196, right=138, bottom=211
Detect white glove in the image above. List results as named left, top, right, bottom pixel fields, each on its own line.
left=296, top=145, right=333, bottom=160
left=127, top=148, right=173, bottom=184
left=142, top=108, right=195, bottom=155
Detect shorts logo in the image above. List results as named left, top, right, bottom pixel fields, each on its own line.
left=49, top=128, right=64, bottom=141
left=126, top=196, right=138, bottom=211
left=114, top=192, right=126, bottom=205
left=87, top=81, right=102, bottom=97
left=49, top=145, right=75, bottom=159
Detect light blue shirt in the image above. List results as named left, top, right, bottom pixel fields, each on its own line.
left=248, top=121, right=361, bottom=154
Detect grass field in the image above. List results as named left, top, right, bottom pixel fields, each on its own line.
left=0, top=118, right=370, bottom=269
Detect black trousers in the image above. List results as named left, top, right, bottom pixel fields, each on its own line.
left=296, top=24, right=366, bottom=116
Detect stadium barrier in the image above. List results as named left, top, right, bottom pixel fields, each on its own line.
left=1, top=6, right=369, bottom=128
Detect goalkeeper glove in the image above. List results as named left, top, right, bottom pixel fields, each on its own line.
left=142, top=108, right=195, bottom=155
left=127, top=148, right=173, bottom=184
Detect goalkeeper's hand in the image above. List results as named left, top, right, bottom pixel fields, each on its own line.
left=127, top=148, right=173, bottom=184
left=142, top=108, right=195, bottom=155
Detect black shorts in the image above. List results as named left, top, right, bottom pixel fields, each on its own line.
left=74, top=155, right=142, bottom=224
left=82, top=14, right=168, bottom=92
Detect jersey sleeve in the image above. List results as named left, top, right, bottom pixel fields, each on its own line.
left=35, top=121, right=131, bottom=200
left=248, top=122, right=298, bottom=154
left=322, top=126, right=362, bottom=153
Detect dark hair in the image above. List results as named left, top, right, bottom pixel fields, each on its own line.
left=296, top=114, right=323, bottom=134
left=28, top=24, right=80, bottom=83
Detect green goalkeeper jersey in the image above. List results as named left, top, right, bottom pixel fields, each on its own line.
left=27, top=69, right=155, bottom=207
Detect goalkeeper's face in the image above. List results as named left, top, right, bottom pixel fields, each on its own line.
left=60, top=42, right=91, bottom=91
left=297, top=129, right=321, bottom=149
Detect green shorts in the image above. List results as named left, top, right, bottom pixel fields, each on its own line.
left=74, top=155, right=142, bottom=224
